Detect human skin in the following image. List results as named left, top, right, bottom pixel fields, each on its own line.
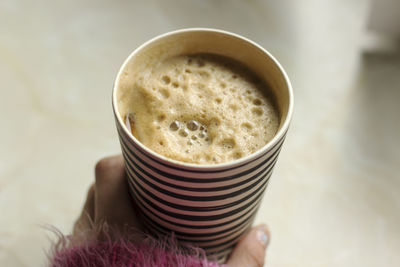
left=73, top=155, right=270, bottom=267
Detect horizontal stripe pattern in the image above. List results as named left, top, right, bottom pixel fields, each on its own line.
left=116, top=119, right=285, bottom=258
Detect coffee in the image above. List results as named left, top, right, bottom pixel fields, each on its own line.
left=118, top=54, right=279, bottom=164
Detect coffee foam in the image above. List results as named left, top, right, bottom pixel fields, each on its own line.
left=119, top=54, right=279, bottom=164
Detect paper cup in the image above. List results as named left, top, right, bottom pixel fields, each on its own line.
left=112, top=28, right=293, bottom=260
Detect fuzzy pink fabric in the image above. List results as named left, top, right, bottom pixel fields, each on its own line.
left=51, top=241, right=223, bottom=267
left=49, top=227, right=226, bottom=267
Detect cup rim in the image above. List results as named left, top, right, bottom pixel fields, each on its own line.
left=112, top=28, right=293, bottom=169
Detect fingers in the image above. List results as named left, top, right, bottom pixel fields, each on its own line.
left=73, top=184, right=95, bottom=235
left=94, top=155, right=141, bottom=229
left=226, top=224, right=270, bottom=267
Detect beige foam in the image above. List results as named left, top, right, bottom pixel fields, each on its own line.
left=118, top=54, right=279, bottom=164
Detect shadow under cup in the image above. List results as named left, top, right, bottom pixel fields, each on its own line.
left=112, top=29, right=293, bottom=261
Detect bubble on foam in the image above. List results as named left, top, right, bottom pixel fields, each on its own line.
left=251, top=107, right=263, bottom=116
left=179, top=128, right=189, bottom=137
left=253, top=98, right=262, bottom=105
left=161, top=75, right=171, bottom=84
left=187, top=120, right=199, bottom=131
left=169, top=121, right=180, bottom=131
left=172, top=82, right=179, bottom=88
left=160, top=88, right=170, bottom=98
left=241, top=122, right=253, bottom=132
left=215, top=98, right=222, bottom=104
left=219, top=138, right=235, bottom=151
left=191, top=135, right=197, bottom=140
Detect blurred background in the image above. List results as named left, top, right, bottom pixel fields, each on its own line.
left=1, top=0, right=399, bottom=266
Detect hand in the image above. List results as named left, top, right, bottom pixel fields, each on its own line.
left=73, top=155, right=270, bottom=267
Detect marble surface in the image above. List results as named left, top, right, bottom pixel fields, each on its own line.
left=1, top=0, right=399, bottom=266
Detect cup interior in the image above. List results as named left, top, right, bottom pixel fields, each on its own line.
left=113, top=28, right=293, bottom=167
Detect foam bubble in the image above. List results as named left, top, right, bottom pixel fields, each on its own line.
left=219, top=138, right=235, bottom=151
left=162, top=75, right=171, bottom=84
left=169, top=121, right=180, bottom=131
left=253, top=98, right=262, bottom=105
left=179, top=128, right=189, bottom=137
left=251, top=107, right=263, bottom=116
left=187, top=120, right=199, bottom=131
left=160, top=88, right=170, bottom=98
left=241, top=122, right=253, bottom=132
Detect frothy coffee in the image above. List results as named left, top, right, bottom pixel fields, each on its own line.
left=118, top=54, right=279, bottom=164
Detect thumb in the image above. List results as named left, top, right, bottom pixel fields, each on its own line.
left=226, top=224, right=270, bottom=267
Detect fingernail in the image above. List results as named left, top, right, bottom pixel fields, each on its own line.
left=256, top=226, right=269, bottom=247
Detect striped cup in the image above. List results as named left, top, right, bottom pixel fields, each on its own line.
left=112, top=28, right=293, bottom=261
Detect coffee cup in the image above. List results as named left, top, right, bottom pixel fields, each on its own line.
left=112, top=28, right=293, bottom=260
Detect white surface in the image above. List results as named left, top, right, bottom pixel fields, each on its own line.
left=1, top=0, right=399, bottom=266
